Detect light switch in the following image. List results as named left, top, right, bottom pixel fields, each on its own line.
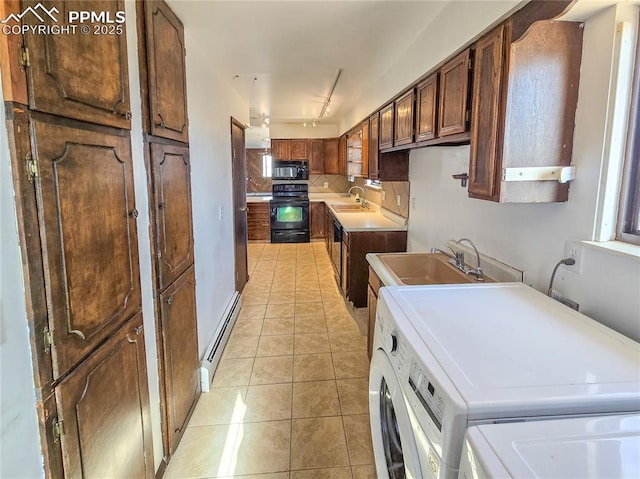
left=324, top=181, right=329, bottom=189
left=396, top=195, right=401, bottom=206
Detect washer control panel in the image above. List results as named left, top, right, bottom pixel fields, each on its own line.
left=408, top=360, right=446, bottom=432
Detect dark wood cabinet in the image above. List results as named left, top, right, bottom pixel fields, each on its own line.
left=55, top=314, right=153, bottom=479
left=416, top=74, right=438, bottom=142
left=346, top=122, right=369, bottom=177
left=367, top=266, right=383, bottom=359
left=159, top=268, right=200, bottom=456
left=323, top=138, right=340, bottom=174
left=271, top=139, right=290, bottom=160
left=368, top=113, right=380, bottom=179
left=290, top=139, right=308, bottom=160
left=150, top=143, right=194, bottom=291
left=145, top=0, right=189, bottom=143
left=247, top=202, right=270, bottom=241
left=309, top=140, right=324, bottom=174
left=325, top=207, right=333, bottom=253
left=32, top=120, right=141, bottom=379
left=341, top=230, right=407, bottom=307
left=339, top=134, right=348, bottom=175
left=469, top=7, right=583, bottom=203
left=379, top=103, right=394, bottom=149
left=23, top=0, right=131, bottom=129
left=310, top=202, right=326, bottom=239
left=394, top=89, right=415, bottom=146
left=438, top=49, right=470, bottom=137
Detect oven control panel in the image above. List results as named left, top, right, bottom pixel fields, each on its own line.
left=408, top=360, right=446, bottom=432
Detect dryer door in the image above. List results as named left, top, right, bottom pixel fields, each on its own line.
left=370, top=349, right=422, bottom=479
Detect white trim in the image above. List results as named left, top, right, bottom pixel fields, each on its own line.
left=581, top=240, right=640, bottom=261
left=594, top=19, right=638, bottom=241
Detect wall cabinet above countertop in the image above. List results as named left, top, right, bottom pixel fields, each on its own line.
left=270, top=138, right=343, bottom=175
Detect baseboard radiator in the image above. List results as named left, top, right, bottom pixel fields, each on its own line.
left=200, top=292, right=242, bottom=392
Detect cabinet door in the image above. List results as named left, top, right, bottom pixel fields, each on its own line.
left=367, top=285, right=377, bottom=359
left=145, top=0, right=189, bottom=142
left=469, top=26, right=505, bottom=200
left=368, top=113, right=380, bottom=179
left=341, top=239, right=349, bottom=295
left=310, top=202, right=326, bottom=239
left=323, top=138, right=339, bottom=174
left=394, top=90, right=414, bottom=146
left=438, top=49, right=470, bottom=137
left=290, top=139, right=308, bottom=160
left=338, top=134, right=347, bottom=175
left=55, top=314, right=153, bottom=479
left=247, top=202, right=270, bottom=241
left=379, top=104, right=394, bottom=149
left=271, top=139, right=290, bottom=160
left=309, top=139, right=324, bottom=174
left=32, top=120, right=141, bottom=379
left=361, top=121, right=369, bottom=179
left=150, top=143, right=194, bottom=291
left=416, top=74, right=438, bottom=142
left=24, top=0, right=130, bottom=129
left=159, top=267, right=200, bottom=456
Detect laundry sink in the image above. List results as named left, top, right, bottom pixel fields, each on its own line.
left=377, top=253, right=491, bottom=285
left=330, top=203, right=369, bottom=212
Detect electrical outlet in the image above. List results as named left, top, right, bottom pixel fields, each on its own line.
left=411, top=197, right=416, bottom=209
left=396, top=195, right=401, bottom=206
left=563, top=240, right=583, bottom=274
left=381, top=190, right=386, bottom=201
left=323, top=181, right=329, bottom=189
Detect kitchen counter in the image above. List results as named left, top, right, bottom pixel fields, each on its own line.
left=246, top=194, right=271, bottom=203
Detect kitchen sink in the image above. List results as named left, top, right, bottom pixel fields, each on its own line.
left=377, top=253, right=491, bottom=285
left=330, top=203, right=369, bottom=212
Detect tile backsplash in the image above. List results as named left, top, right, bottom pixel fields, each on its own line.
left=308, top=174, right=349, bottom=193
left=246, top=148, right=272, bottom=193
left=349, top=178, right=410, bottom=219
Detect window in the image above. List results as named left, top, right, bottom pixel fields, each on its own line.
left=618, top=27, right=640, bottom=245
left=262, top=154, right=272, bottom=178
left=366, top=179, right=382, bottom=189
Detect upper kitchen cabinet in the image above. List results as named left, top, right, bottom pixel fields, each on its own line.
left=369, top=112, right=410, bottom=181
left=144, top=0, right=189, bottom=143
left=379, top=103, right=394, bottom=150
left=309, top=140, right=324, bottom=174
left=438, top=49, right=470, bottom=137
left=323, top=138, right=340, bottom=174
left=271, top=139, right=290, bottom=160
left=469, top=2, right=583, bottom=203
left=290, top=139, right=308, bottom=160
left=346, top=122, right=369, bottom=177
left=415, top=74, right=438, bottom=142
left=394, top=89, right=415, bottom=146
left=368, top=113, right=380, bottom=179
left=23, top=0, right=131, bottom=129
left=339, top=134, right=348, bottom=174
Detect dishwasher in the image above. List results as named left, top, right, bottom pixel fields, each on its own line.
left=331, top=217, right=342, bottom=285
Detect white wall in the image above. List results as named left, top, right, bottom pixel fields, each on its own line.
left=182, top=33, right=250, bottom=356
left=0, top=76, right=45, bottom=477
left=270, top=123, right=338, bottom=139
left=406, top=5, right=640, bottom=342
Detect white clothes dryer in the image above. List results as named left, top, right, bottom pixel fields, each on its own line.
left=459, top=414, right=640, bottom=479
left=369, top=283, right=640, bottom=479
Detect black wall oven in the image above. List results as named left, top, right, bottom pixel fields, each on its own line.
left=270, top=184, right=310, bottom=243
left=272, top=161, right=309, bottom=180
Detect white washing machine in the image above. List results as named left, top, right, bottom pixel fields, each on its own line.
left=459, top=414, right=640, bottom=479
left=369, top=283, right=640, bottom=479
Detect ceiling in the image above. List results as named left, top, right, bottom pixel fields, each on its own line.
left=167, top=1, right=450, bottom=146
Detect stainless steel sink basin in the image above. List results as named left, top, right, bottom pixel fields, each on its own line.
left=330, top=204, right=368, bottom=212
left=377, top=253, right=492, bottom=285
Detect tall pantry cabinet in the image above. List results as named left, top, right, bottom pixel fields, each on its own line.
left=1, top=0, right=199, bottom=476
left=138, top=0, right=201, bottom=465
left=1, top=0, right=153, bottom=477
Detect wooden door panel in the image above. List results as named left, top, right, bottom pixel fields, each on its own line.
left=394, top=90, right=414, bottom=146
left=271, top=139, right=290, bottom=160
left=24, top=0, right=130, bottom=129
left=416, top=74, right=438, bottom=142
left=231, top=119, right=248, bottom=291
left=55, top=314, right=153, bottom=479
left=146, top=1, right=189, bottom=142
left=309, top=139, right=323, bottom=174
left=290, top=139, right=308, bottom=160
left=159, top=267, right=200, bottom=455
left=469, top=26, right=505, bottom=200
left=368, top=114, right=379, bottom=179
left=438, top=49, right=470, bottom=137
left=32, top=120, right=141, bottom=378
left=322, top=138, right=339, bottom=174
left=150, top=143, right=194, bottom=291
left=379, top=104, right=394, bottom=149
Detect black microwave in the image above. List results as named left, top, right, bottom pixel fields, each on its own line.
left=272, top=161, right=309, bottom=180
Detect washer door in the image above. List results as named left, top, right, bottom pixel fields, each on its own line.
left=370, top=349, right=422, bottom=479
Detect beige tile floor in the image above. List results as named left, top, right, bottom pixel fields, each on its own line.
left=165, top=241, right=376, bottom=479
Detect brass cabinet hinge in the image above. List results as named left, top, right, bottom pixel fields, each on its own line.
left=26, top=154, right=39, bottom=182
left=465, top=110, right=471, bottom=123
left=468, top=56, right=473, bottom=71
left=52, top=418, right=63, bottom=443
left=20, top=45, right=30, bottom=70
left=43, top=326, right=54, bottom=352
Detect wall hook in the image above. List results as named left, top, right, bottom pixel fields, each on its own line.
left=452, top=173, right=469, bottom=187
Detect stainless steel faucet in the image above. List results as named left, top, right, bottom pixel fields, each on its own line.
left=431, top=238, right=485, bottom=281
left=430, top=247, right=464, bottom=268
left=347, top=185, right=366, bottom=207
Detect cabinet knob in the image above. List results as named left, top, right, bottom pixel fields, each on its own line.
left=159, top=202, right=166, bottom=210
left=129, top=209, right=139, bottom=218
left=240, top=206, right=248, bottom=212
